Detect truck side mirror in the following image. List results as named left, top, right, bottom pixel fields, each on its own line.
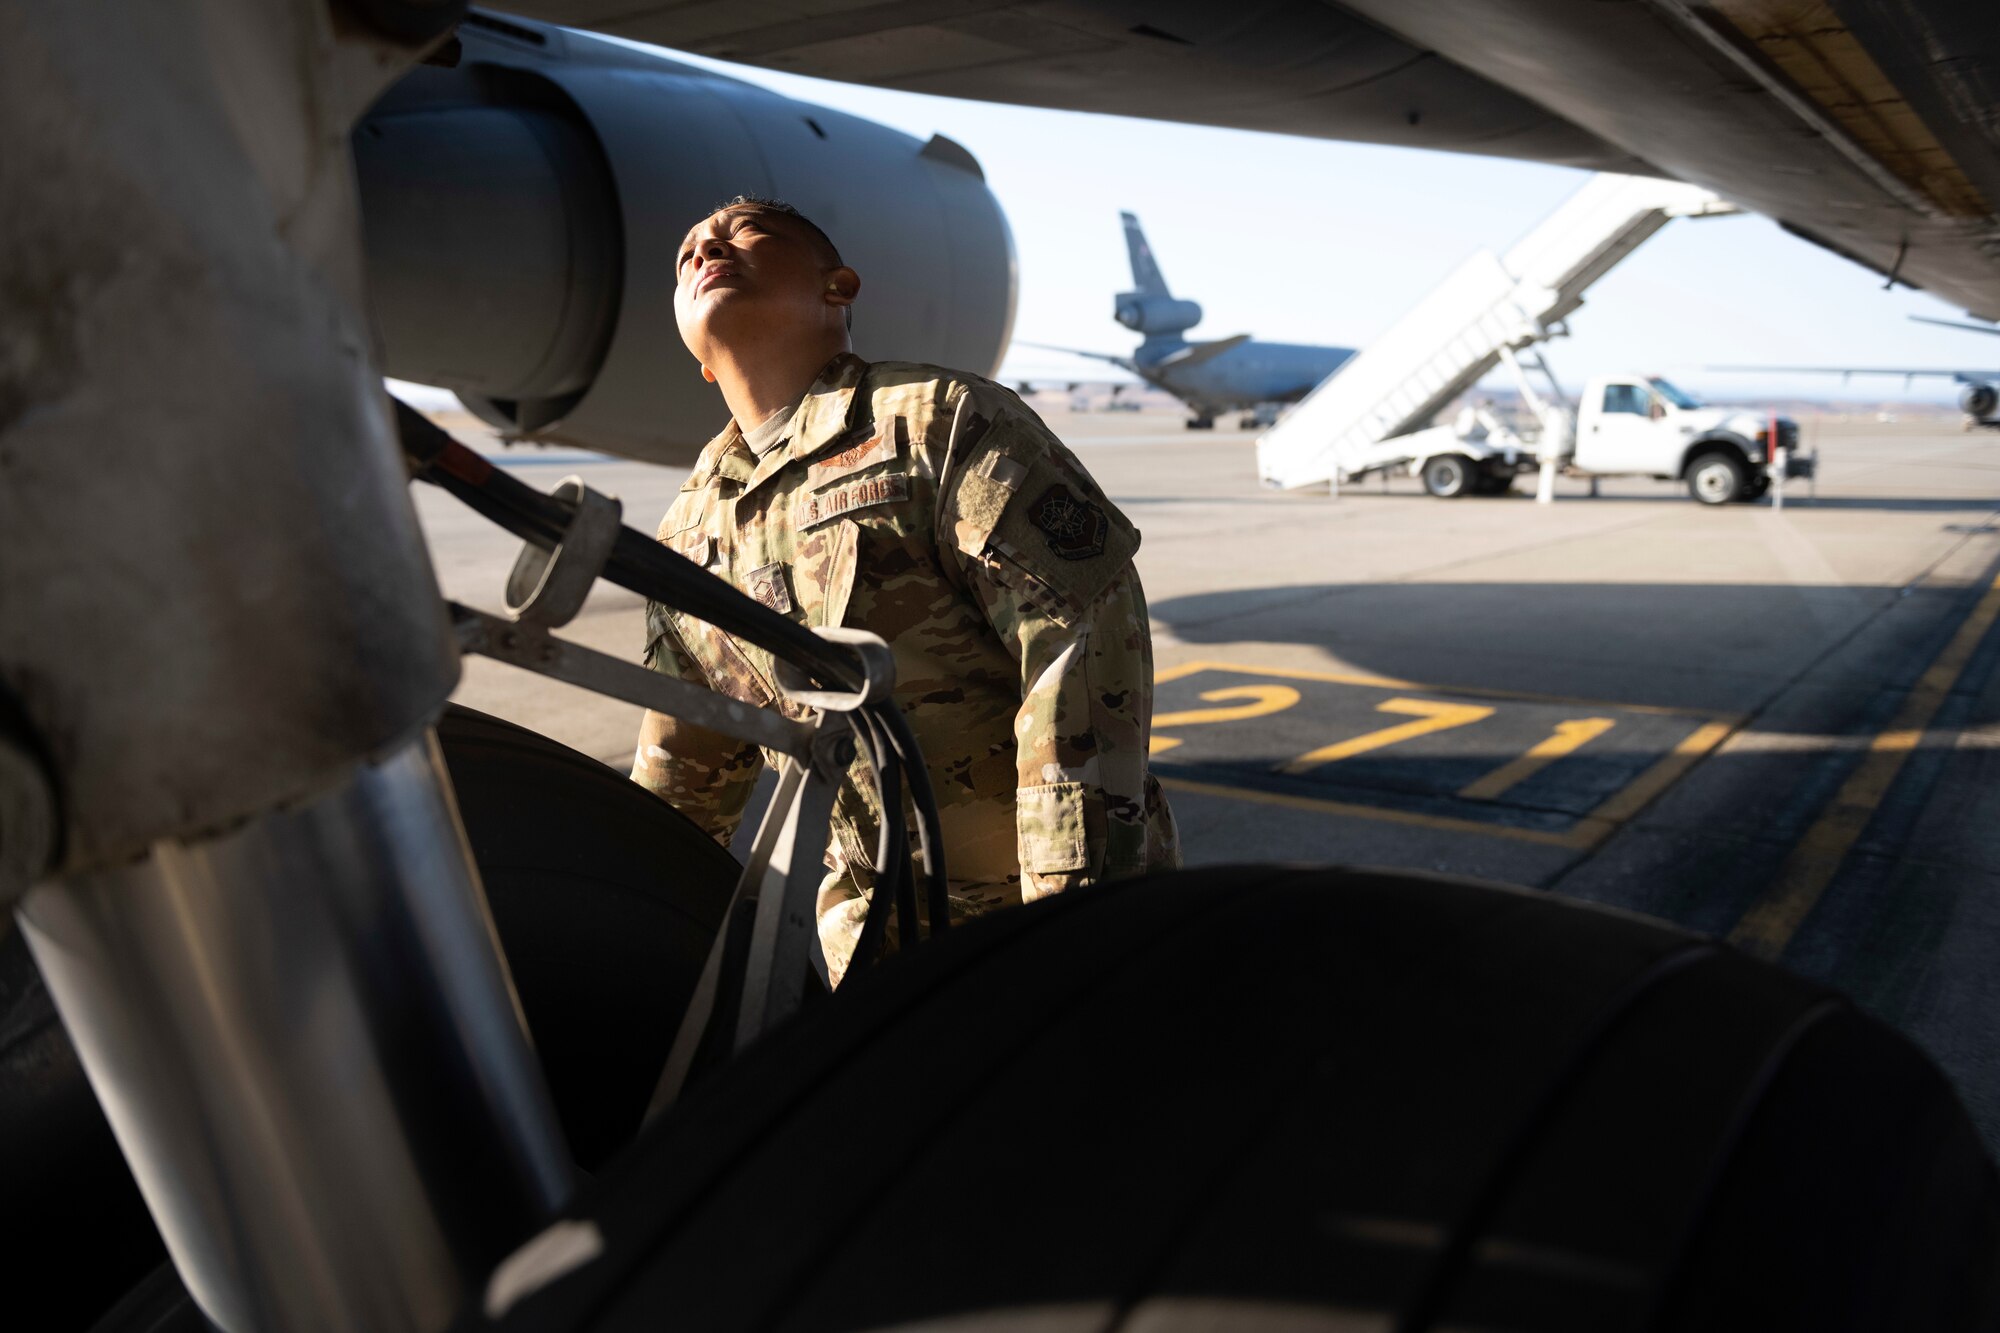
left=1649, top=399, right=1665, bottom=421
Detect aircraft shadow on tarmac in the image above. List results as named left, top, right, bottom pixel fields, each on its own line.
left=1148, top=579, right=2000, bottom=1149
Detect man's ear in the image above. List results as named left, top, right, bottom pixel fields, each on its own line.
left=823, top=266, right=860, bottom=310
left=701, top=364, right=716, bottom=383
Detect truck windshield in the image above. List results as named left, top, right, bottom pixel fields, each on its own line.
left=1647, top=377, right=1702, bottom=410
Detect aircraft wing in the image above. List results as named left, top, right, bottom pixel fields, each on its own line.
left=496, top=1, right=2000, bottom=321
left=1016, top=341, right=1141, bottom=374
left=1912, top=316, right=2000, bottom=336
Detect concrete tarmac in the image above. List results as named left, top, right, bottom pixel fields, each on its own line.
left=417, top=407, right=2000, bottom=1148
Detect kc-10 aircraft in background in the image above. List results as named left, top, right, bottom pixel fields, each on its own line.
left=1713, top=315, right=2000, bottom=429
left=1027, top=212, right=1354, bottom=430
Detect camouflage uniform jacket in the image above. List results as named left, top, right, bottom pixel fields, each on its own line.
left=631, top=354, right=1179, bottom=969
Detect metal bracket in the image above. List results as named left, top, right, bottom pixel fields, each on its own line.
left=503, top=476, right=621, bottom=628
left=458, top=602, right=893, bottom=1117
left=640, top=625, right=903, bottom=1117
left=774, top=627, right=895, bottom=713
left=644, top=720, right=854, bottom=1119
left=451, top=602, right=812, bottom=758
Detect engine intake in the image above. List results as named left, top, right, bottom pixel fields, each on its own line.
left=1960, top=380, right=1998, bottom=421
left=356, top=18, right=1016, bottom=465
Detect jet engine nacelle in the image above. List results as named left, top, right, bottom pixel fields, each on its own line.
left=1959, top=380, right=1999, bottom=422
left=355, top=13, right=1016, bottom=465
left=1114, top=292, right=1203, bottom=337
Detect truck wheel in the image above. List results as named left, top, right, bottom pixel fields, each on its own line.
left=1422, top=453, right=1474, bottom=498
left=1688, top=451, right=1747, bottom=505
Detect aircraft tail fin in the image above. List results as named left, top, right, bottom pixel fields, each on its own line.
left=1120, top=211, right=1171, bottom=296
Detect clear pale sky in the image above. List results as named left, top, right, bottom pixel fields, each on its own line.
left=638, top=44, right=1996, bottom=407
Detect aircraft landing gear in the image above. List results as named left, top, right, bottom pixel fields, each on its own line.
left=1186, top=414, right=1216, bottom=430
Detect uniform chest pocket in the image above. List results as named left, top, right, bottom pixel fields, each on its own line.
left=662, top=511, right=719, bottom=571
left=722, top=492, right=859, bottom=633
left=754, top=518, right=857, bottom=630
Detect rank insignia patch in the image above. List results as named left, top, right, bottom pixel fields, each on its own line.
left=1030, top=485, right=1108, bottom=560
left=744, top=562, right=793, bottom=615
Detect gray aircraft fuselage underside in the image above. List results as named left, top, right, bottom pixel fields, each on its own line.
left=493, top=0, right=2000, bottom=321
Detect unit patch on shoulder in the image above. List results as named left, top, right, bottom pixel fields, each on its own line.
left=1029, top=484, right=1108, bottom=560
left=793, top=473, right=909, bottom=530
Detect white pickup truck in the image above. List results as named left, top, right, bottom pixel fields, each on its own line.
left=1390, top=375, right=1810, bottom=505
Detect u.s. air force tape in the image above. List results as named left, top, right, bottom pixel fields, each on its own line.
left=794, top=473, right=910, bottom=530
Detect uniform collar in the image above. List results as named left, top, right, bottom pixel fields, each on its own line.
left=684, top=353, right=872, bottom=496
left=682, top=420, right=757, bottom=490
left=741, top=352, right=872, bottom=496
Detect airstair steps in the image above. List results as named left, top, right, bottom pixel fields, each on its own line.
left=1257, top=173, right=1734, bottom=490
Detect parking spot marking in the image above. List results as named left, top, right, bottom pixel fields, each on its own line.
left=1150, top=685, right=1301, bottom=755
left=1460, top=718, right=1617, bottom=801
left=1150, top=660, right=1740, bottom=849
left=1281, top=698, right=1494, bottom=775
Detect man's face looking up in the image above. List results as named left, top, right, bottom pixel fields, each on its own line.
left=673, top=205, right=857, bottom=368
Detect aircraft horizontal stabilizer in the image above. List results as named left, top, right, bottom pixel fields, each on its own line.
left=1911, top=315, right=2000, bottom=336
left=1156, top=334, right=1251, bottom=369
left=1016, top=340, right=1139, bottom=371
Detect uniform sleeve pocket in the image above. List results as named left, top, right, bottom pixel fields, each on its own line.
left=1017, top=781, right=1088, bottom=873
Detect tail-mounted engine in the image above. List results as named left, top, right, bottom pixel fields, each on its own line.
left=1114, top=291, right=1203, bottom=336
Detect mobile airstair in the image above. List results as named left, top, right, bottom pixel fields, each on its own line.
left=1256, top=173, right=1736, bottom=494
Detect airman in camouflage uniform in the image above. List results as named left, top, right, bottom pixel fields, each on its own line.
left=629, top=197, right=1177, bottom=983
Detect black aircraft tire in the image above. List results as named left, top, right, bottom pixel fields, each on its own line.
left=3, top=705, right=738, bottom=1330
left=434, top=704, right=739, bottom=1172
left=485, top=865, right=2000, bottom=1333
left=0, top=922, right=166, bottom=1333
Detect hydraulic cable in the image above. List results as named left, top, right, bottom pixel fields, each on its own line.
left=874, top=702, right=949, bottom=935
left=844, top=709, right=907, bottom=977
